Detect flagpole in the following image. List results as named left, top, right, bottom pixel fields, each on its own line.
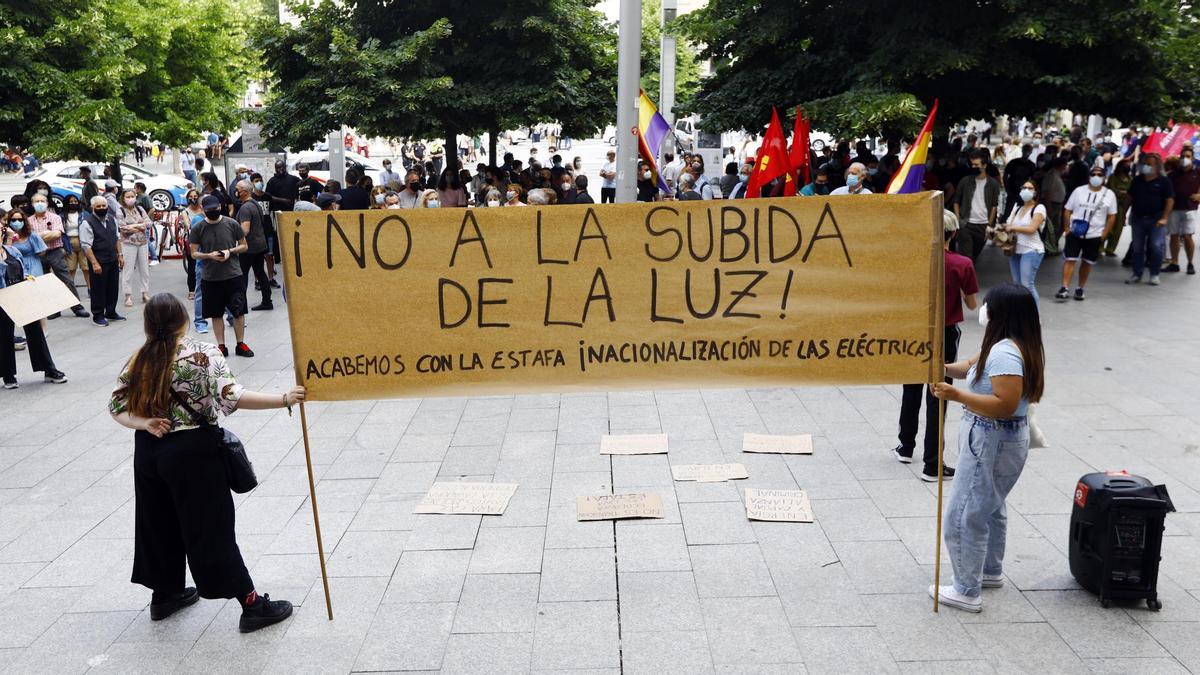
left=614, top=0, right=642, bottom=203
left=931, top=191, right=947, bottom=613
left=299, top=401, right=334, bottom=620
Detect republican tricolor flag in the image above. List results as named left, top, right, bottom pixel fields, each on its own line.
left=637, top=90, right=671, bottom=194
left=886, top=100, right=939, bottom=194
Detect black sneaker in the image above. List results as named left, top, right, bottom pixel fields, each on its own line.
left=93, top=317, right=109, bottom=327
left=235, top=342, right=254, bottom=357
left=48, top=312, right=61, bottom=320
left=1104, top=251, right=1117, bottom=257
left=2, top=377, right=17, bottom=389
left=43, top=370, right=68, bottom=384
left=1164, top=263, right=1181, bottom=273
left=239, top=594, right=293, bottom=633
left=105, top=313, right=127, bottom=322
left=218, top=344, right=229, bottom=357
left=1054, top=286, right=1069, bottom=300
left=251, top=302, right=273, bottom=311
left=1074, top=288, right=1085, bottom=301
left=1189, top=263, right=1196, bottom=275
left=72, top=306, right=90, bottom=318
left=150, top=587, right=199, bottom=621
left=921, top=465, right=955, bottom=482
left=892, top=445, right=914, bottom=464
left=269, top=279, right=280, bottom=289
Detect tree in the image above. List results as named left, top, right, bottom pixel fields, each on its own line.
left=0, top=0, right=254, bottom=165
left=253, top=0, right=617, bottom=167
left=638, top=0, right=701, bottom=116
left=676, top=0, right=1200, bottom=139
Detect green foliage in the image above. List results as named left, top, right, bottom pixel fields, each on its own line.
left=639, top=0, right=701, bottom=115
left=0, top=0, right=255, bottom=160
left=802, top=90, right=927, bottom=141
left=253, top=0, right=617, bottom=151
left=677, top=0, right=1200, bottom=137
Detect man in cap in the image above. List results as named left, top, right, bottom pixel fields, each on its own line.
left=190, top=194, right=253, bottom=357
left=316, top=192, right=341, bottom=211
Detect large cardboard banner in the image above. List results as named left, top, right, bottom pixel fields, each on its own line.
left=279, top=193, right=944, bottom=400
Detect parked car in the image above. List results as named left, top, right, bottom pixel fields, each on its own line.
left=285, top=151, right=386, bottom=184
left=28, top=161, right=191, bottom=211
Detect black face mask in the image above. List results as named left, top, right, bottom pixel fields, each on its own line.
left=204, top=209, right=222, bottom=220
left=187, top=197, right=198, bottom=205
left=409, top=182, right=420, bottom=191
left=298, top=171, right=309, bottom=177
left=93, top=208, right=108, bottom=218
left=65, top=203, right=80, bottom=212
left=971, top=167, right=983, bottom=175
left=814, top=184, right=830, bottom=195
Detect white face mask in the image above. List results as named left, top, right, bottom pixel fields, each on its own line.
left=1184, top=158, right=1194, bottom=169
left=386, top=203, right=400, bottom=209
left=487, top=199, right=500, bottom=207
left=426, top=200, right=440, bottom=209
left=506, top=191, right=516, bottom=200
left=374, top=194, right=386, bottom=204
left=643, top=171, right=652, bottom=180
left=1089, top=175, right=1104, bottom=188
left=978, top=303, right=989, bottom=328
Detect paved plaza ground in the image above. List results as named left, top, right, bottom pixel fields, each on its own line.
left=1, top=198, right=1199, bottom=673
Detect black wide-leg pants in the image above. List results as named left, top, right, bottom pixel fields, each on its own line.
left=132, top=428, right=254, bottom=600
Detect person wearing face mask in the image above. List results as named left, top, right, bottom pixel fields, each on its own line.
left=636, top=162, right=658, bottom=202
left=417, top=190, right=440, bottom=209
left=294, top=163, right=322, bottom=204
left=190, top=195, right=252, bottom=357
left=435, top=168, right=466, bottom=207
left=379, top=159, right=401, bottom=190
left=1165, top=147, right=1199, bottom=275
left=0, top=222, right=68, bottom=388
left=504, top=184, right=526, bottom=207
left=719, top=162, right=740, bottom=200
left=952, top=150, right=1001, bottom=261
left=893, top=210, right=977, bottom=481
left=60, top=195, right=91, bottom=292
left=1056, top=165, right=1117, bottom=301
left=599, top=150, right=618, bottom=204
left=233, top=181, right=272, bottom=312
left=481, top=189, right=502, bottom=208
left=1125, top=153, right=1175, bottom=285
left=27, top=193, right=90, bottom=318
left=557, top=174, right=577, bottom=203
left=369, top=186, right=388, bottom=209
left=1029, top=132, right=1046, bottom=163
left=181, top=190, right=205, bottom=318
left=80, top=195, right=126, bottom=325
left=677, top=173, right=702, bottom=201
left=830, top=162, right=873, bottom=196
left=799, top=165, right=831, bottom=197
left=727, top=162, right=753, bottom=199
left=397, top=171, right=423, bottom=208
left=115, top=189, right=152, bottom=307
left=1003, top=181, right=1047, bottom=306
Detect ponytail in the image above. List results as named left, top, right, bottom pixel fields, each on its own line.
left=124, top=293, right=189, bottom=417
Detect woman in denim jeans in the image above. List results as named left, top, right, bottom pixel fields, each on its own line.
left=931, top=284, right=1045, bottom=612
left=1004, top=180, right=1047, bottom=307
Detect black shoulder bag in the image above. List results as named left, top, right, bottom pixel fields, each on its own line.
left=169, top=390, right=258, bottom=493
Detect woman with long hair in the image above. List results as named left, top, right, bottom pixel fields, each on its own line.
left=1, top=225, right=67, bottom=388
left=110, top=293, right=304, bottom=632
left=1003, top=179, right=1046, bottom=306
left=931, top=283, right=1045, bottom=613
left=435, top=168, right=467, bottom=207
left=369, top=185, right=389, bottom=209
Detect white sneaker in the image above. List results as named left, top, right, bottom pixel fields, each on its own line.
left=1149, top=275, right=1161, bottom=286
left=929, top=584, right=982, bottom=612
left=982, top=573, right=1005, bottom=588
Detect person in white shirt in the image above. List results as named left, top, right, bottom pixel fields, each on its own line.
left=660, top=153, right=682, bottom=191
left=599, top=150, right=617, bottom=203
left=1056, top=165, right=1117, bottom=301
left=830, top=163, right=873, bottom=195
left=1004, top=180, right=1047, bottom=307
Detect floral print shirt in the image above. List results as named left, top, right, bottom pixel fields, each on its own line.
left=110, top=337, right=245, bottom=432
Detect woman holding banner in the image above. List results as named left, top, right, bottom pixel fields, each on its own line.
left=0, top=222, right=68, bottom=389
left=109, top=293, right=305, bottom=632
left=930, top=283, right=1045, bottom=613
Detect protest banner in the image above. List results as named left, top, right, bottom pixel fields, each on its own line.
left=278, top=193, right=945, bottom=400
left=0, top=275, right=82, bottom=326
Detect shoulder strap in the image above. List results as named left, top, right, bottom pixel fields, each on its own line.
left=169, top=389, right=210, bottom=426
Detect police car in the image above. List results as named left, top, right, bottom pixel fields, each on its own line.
left=27, top=161, right=192, bottom=212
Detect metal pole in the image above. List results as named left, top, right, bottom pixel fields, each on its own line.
left=614, top=0, right=642, bottom=203
left=328, top=128, right=345, bottom=186
left=660, top=0, right=677, bottom=127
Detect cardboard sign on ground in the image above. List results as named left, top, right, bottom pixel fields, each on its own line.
left=413, top=481, right=518, bottom=515
left=0, top=275, right=81, bottom=326
left=744, top=488, right=814, bottom=523
left=576, top=493, right=664, bottom=521
left=742, top=433, right=814, bottom=455
left=600, top=433, right=669, bottom=455
left=670, top=463, right=749, bottom=483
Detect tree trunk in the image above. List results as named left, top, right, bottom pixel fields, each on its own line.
left=444, top=129, right=458, bottom=178
left=489, top=125, right=499, bottom=168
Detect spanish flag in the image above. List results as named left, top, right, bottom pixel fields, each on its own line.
left=886, top=100, right=938, bottom=194
left=638, top=90, right=672, bottom=194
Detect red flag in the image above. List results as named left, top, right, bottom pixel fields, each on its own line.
left=746, top=107, right=794, bottom=199
left=787, top=107, right=811, bottom=194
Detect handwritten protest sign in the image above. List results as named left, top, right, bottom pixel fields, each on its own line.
left=414, top=482, right=518, bottom=515
left=742, top=433, right=814, bottom=455
left=279, top=194, right=944, bottom=399
left=0, top=275, right=82, bottom=326
left=601, top=433, right=669, bottom=455
left=576, top=493, right=664, bottom=521
left=744, top=488, right=814, bottom=522
left=671, top=463, right=749, bottom=482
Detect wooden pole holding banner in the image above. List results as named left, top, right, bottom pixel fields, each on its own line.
left=930, top=193, right=947, bottom=612
left=298, top=402, right=334, bottom=620
left=277, top=209, right=334, bottom=621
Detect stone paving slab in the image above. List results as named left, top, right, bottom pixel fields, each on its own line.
left=0, top=223, right=1198, bottom=673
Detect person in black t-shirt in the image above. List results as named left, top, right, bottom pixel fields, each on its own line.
left=1125, top=153, right=1174, bottom=285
